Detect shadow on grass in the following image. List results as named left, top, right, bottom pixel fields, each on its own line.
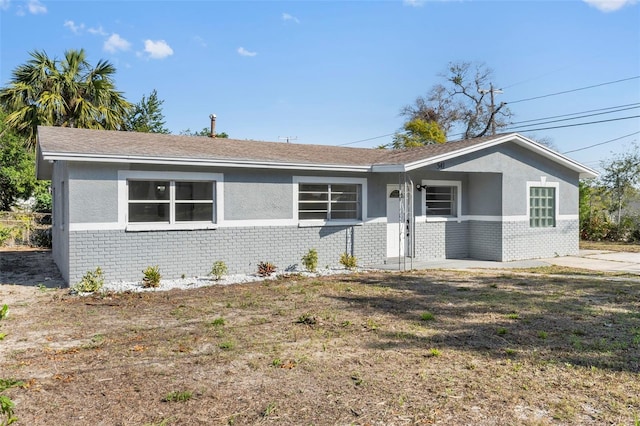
left=330, top=271, right=640, bottom=373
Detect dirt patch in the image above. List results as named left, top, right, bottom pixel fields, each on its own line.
left=0, top=266, right=639, bottom=425
left=0, top=249, right=66, bottom=289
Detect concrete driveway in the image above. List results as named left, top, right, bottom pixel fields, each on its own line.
left=543, top=249, right=640, bottom=274
left=372, top=249, right=640, bottom=274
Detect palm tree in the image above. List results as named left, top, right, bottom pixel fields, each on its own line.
left=0, top=49, right=132, bottom=150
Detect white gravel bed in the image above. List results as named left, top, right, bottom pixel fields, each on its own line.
left=98, top=267, right=369, bottom=294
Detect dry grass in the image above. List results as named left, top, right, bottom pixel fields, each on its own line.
left=1, top=269, right=639, bottom=425
left=581, top=240, right=640, bottom=253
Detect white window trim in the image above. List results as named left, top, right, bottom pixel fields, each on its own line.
left=527, top=179, right=559, bottom=228
left=293, top=176, right=367, bottom=227
left=420, top=179, right=462, bottom=222
left=118, top=170, right=224, bottom=231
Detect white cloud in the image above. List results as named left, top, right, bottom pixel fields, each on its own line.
left=282, top=12, right=300, bottom=23
left=88, top=25, right=107, bottom=36
left=583, top=0, right=638, bottom=11
left=0, top=0, right=10, bottom=11
left=64, top=20, right=84, bottom=34
left=144, top=39, right=174, bottom=59
left=104, top=33, right=131, bottom=53
left=403, top=0, right=424, bottom=7
left=237, top=47, right=257, bottom=57
left=27, top=0, right=46, bottom=14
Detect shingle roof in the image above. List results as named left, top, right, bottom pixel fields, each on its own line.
left=36, top=126, right=598, bottom=178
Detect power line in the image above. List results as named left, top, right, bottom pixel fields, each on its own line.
left=509, top=102, right=640, bottom=126
left=505, top=114, right=640, bottom=133
left=337, top=132, right=396, bottom=146
left=507, top=105, right=640, bottom=129
left=505, top=76, right=640, bottom=104
left=562, top=131, right=640, bottom=154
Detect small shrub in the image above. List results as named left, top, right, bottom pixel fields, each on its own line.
left=257, top=261, right=277, bottom=277
left=0, top=226, right=11, bottom=246
left=162, top=390, right=193, bottom=402
left=142, top=265, right=161, bottom=288
left=74, top=267, right=104, bottom=293
left=301, top=248, right=318, bottom=272
left=339, top=252, right=357, bottom=269
left=210, top=261, right=228, bottom=281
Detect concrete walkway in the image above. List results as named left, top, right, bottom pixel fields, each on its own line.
left=369, top=249, right=640, bottom=274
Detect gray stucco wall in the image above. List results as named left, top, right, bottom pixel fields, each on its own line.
left=224, top=171, right=292, bottom=220
left=68, top=163, right=119, bottom=223
left=51, top=161, right=70, bottom=283
left=444, top=142, right=580, bottom=216
left=66, top=223, right=387, bottom=284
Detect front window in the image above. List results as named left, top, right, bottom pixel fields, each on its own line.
left=298, top=183, right=361, bottom=221
left=529, top=186, right=555, bottom=227
left=128, top=180, right=214, bottom=223
left=425, top=185, right=457, bottom=216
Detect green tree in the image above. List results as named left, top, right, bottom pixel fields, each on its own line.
left=401, top=61, right=512, bottom=139
left=390, top=118, right=446, bottom=149
left=0, top=109, right=44, bottom=211
left=599, top=145, right=640, bottom=225
left=0, top=49, right=131, bottom=150
left=125, top=89, right=169, bottom=133
left=179, top=127, right=229, bottom=138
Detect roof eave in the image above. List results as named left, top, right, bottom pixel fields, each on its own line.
left=38, top=152, right=373, bottom=173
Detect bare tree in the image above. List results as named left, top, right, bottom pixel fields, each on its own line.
left=401, top=61, right=512, bottom=139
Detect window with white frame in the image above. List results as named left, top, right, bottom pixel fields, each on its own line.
left=298, top=183, right=361, bottom=221
left=128, top=180, right=214, bottom=223
left=529, top=186, right=555, bottom=227
left=422, top=180, right=461, bottom=218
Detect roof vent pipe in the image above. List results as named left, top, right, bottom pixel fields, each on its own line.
left=209, top=114, right=216, bottom=138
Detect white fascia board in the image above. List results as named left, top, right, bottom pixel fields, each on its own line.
left=39, top=152, right=372, bottom=173
left=396, top=133, right=598, bottom=178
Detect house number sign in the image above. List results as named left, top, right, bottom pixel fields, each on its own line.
left=436, top=161, right=445, bottom=170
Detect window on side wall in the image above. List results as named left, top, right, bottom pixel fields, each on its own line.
left=128, top=180, right=214, bottom=224
left=529, top=186, right=555, bottom=227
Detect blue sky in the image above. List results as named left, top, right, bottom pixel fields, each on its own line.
left=1, top=0, right=638, bottom=172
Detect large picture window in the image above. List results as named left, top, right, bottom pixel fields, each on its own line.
left=128, top=180, right=214, bottom=223
left=298, top=183, right=361, bottom=221
left=529, top=186, right=555, bottom=227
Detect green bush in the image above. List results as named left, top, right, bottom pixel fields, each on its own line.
left=142, top=265, right=161, bottom=288
left=209, top=261, right=228, bottom=281
left=74, top=267, right=104, bottom=293
left=339, top=253, right=357, bottom=269
left=0, top=226, right=11, bottom=246
left=301, top=248, right=318, bottom=272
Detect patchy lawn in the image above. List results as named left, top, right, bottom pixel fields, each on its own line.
left=581, top=240, right=640, bottom=253
left=1, top=270, right=639, bottom=425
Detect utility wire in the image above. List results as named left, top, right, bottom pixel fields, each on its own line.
left=337, top=132, right=396, bottom=146
left=505, top=115, right=640, bottom=133
left=505, top=76, right=640, bottom=104
left=562, top=131, right=640, bottom=154
left=509, top=102, right=640, bottom=126
left=506, top=105, right=640, bottom=129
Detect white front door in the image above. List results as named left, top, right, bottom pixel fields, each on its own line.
left=386, top=184, right=408, bottom=257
